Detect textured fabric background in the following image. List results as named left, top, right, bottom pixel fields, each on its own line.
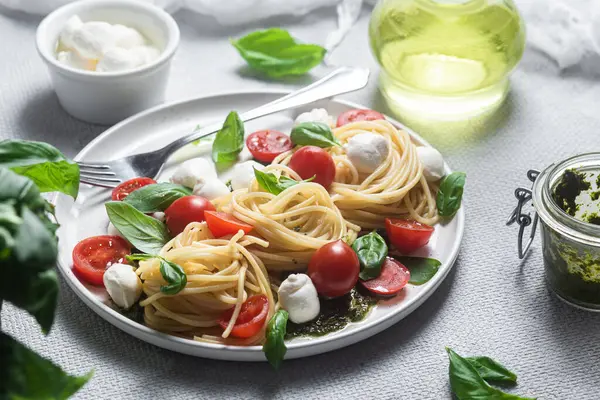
left=2, top=4, right=600, bottom=400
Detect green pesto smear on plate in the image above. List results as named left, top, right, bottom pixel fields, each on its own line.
left=552, top=168, right=600, bottom=225
left=286, top=288, right=377, bottom=339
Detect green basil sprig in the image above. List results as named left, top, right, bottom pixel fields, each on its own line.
left=254, top=168, right=314, bottom=195
left=231, top=28, right=326, bottom=78
left=123, top=183, right=191, bottom=213
left=1, top=333, right=93, bottom=399
left=394, top=256, right=441, bottom=285
left=290, top=122, right=340, bottom=148
left=212, top=111, right=245, bottom=164
left=447, top=348, right=534, bottom=400
left=352, top=231, right=388, bottom=281
left=127, top=254, right=187, bottom=295
left=263, top=310, right=289, bottom=369
left=0, top=139, right=80, bottom=198
left=105, top=202, right=170, bottom=255
left=437, top=172, right=466, bottom=217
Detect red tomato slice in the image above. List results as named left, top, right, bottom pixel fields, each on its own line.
left=205, top=211, right=253, bottom=238
left=72, top=235, right=131, bottom=286
left=218, top=295, right=269, bottom=338
left=360, top=257, right=410, bottom=296
left=246, top=130, right=293, bottom=163
left=385, top=218, right=434, bottom=254
left=164, top=195, right=216, bottom=236
left=336, top=109, right=386, bottom=127
left=111, top=177, right=157, bottom=201
left=288, top=146, right=336, bottom=190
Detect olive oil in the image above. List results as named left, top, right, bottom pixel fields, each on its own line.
left=369, top=0, right=525, bottom=120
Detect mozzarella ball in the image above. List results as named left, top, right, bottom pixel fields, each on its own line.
left=294, top=108, right=335, bottom=128
left=57, top=50, right=97, bottom=71
left=193, top=178, right=230, bottom=200
left=112, top=24, right=146, bottom=49
left=103, top=263, right=142, bottom=309
left=170, top=158, right=217, bottom=189
left=416, top=146, right=445, bottom=181
left=230, top=161, right=264, bottom=191
left=345, top=133, right=389, bottom=174
left=278, top=274, right=320, bottom=324
left=59, top=15, right=84, bottom=50
left=70, top=21, right=116, bottom=59
left=152, top=212, right=166, bottom=222
left=96, top=47, right=140, bottom=72
left=129, top=45, right=160, bottom=64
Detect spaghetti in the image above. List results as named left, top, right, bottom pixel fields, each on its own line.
left=213, top=165, right=360, bottom=271
left=273, top=120, right=439, bottom=228
left=136, top=225, right=274, bottom=344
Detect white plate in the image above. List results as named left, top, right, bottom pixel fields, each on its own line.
left=53, top=90, right=465, bottom=362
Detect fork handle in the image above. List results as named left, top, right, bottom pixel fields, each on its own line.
left=161, top=67, right=370, bottom=154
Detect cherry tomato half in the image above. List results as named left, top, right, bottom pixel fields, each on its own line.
left=164, top=196, right=216, bottom=236
left=218, top=295, right=269, bottom=338
left=246, top=130, right=293, bottom=163
left=288, top=146, right=336, bottom=190
left=385, top=218, right=434, bottom=254
left=308, top=240, right=359, bottom=298
left=360, top=257, right=410, bottom=296
left=111, top=177, right=156, bottom=201
left=205, top=211, right=253, bottom=238
left=336, top=109, right=385, bottom=127
left=72, top=235, right=131, bottom=286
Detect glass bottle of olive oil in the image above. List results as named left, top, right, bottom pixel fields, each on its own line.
left=369, top=0, right=525, bottom=121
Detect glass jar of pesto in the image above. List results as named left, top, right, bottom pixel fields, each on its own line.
left=509, top=153, right=600, bottom=311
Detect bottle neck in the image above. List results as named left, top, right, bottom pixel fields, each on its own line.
left=416, top=0, right=487, bottom=13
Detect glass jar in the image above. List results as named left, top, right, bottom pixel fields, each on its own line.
left=369, top=0, right=526, bottom=121
left=509, top=154, right=600, bottom=311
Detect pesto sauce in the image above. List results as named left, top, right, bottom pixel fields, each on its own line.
left=552, top=169, right=590, bottom=216
left=285, top=288, right=377, bottom=339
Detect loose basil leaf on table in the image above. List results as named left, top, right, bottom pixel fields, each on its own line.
left=105, top=202, right=170, bottom=255
left=437, top=172, right=466, bottom=217
left=1, top=332, right=93, bottom=399
left=290, top=122, right=340, bottom=148
left=123, top=183, right=192, bottom=213
left=254, top=168, right=314, bottom=195
left=0, top=139, right=80, bottom=199
left=447, top=348, right=534, bottom=400
left=352, top=231, right=388, bottom=281
left=231, top=28, right=326, bottom=78
left=212, top=111, right=245, bottom=164
left=465, top=356, right=518, bottom=384
left=263, top=310, right=289, bottom=369
left=394, top=256, right=441, bottom=285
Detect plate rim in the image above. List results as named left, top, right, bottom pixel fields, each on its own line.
left=53, top=89, right=465, bottom=360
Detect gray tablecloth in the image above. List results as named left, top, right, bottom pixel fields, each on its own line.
left=2, top=4, right=600, bottom=400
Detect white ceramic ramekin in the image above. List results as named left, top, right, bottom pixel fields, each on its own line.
left=36, top=0, right=180, bottom=125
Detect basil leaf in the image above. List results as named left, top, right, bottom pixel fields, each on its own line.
left=159, top=258, right=187, bottom=295
left=437, top=172, right=466, bottom=217
left=465, top=356, right=518, bottom=384
left=290, top=122, right=340, bottom=148
left=353, top=231, right=388, bottom=281
left=123, top=183, right=192, bottom=213
left=231, top=28, right=326, bottom=78
left=447, top=348, right=534, bottom=400
left=212, top=111, right=245, bottom=164
left=126, top=253, right=155, bottom=263
left=254, top=168, right=314, bottom=195
left=105, top=202, right=170, bottom=255
left=263, top=310, right=289, bottom=369
left=0, top=139, right=80, bottom=199
left=1, top=333, right=92, bottom=399
left=394, top=256, right=441, bottom=285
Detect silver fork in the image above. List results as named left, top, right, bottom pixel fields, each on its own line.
left=78, top=67, right=370, bottom=188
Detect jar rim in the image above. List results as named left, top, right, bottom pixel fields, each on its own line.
left=532, top=152, right=600, bottom=245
